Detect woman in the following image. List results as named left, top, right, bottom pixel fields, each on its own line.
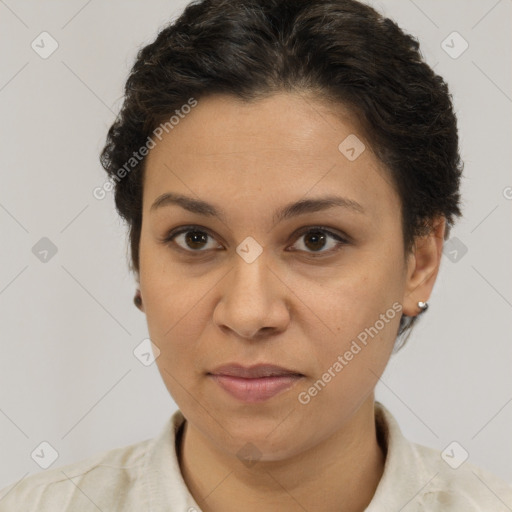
left=1, top=0, right=511, bottom=510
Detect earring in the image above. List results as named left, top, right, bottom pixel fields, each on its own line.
left=134, top=289, right=143, bottom=309
left=417, top=301, right=428, bottom=314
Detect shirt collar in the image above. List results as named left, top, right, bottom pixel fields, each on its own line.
left=140, top=401, right=439, bottom=511
left=141, top=408, right=201, bottom=511
left=365, top=401, right=435, bottom=510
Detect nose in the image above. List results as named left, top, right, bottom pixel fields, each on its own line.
left=212, top=251, right=291, bottom=340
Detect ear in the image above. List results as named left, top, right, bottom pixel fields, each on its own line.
left=402, top=217, right=446, bottom=317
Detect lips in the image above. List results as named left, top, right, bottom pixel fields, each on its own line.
left=208, top=364, right=304, bottom=403
left=209, top=363, right=303, bottom=378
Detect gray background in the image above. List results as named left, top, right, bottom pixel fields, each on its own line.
left=1, top=0, right=511, bottom=491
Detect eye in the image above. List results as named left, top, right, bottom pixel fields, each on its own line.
left=162, top=225, right=349, bottom=256
left=288, top=227, right=349, bottom=256
left=163, top=226, right=223, bottom=253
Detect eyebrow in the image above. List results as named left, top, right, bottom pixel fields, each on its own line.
left=150, top=192, right=365, bottom=224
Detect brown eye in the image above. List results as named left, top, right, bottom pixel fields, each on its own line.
left=184, top=230, right=209, bottom=250
left=289, top=227, right=348, bottom=255
left=303, top=231, right=327, bottom=251
left=164, top=227, right=223, bottom=252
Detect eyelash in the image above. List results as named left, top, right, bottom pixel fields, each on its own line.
left=161, top=225, right=349, bottom=257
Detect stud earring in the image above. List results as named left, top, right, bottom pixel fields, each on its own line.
left=417, top=301, right=428, bottom=314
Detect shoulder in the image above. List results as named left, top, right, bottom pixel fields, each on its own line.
left=0, top=437, right=153, bottom=512
left=371, top=402, right=512, bottom=511
left=411, top=442, right=512, bottom=510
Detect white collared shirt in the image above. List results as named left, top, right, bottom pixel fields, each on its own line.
left=1, top=402, right=511, bottom=511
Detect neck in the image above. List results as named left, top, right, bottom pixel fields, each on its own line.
left=178, top=396, right=385, bottom=512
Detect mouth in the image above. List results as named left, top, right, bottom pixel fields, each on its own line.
left=209, top=363, right=304, bottom=379
left=207, top=363, right=304, bottom=403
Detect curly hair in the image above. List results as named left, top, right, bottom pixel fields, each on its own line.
left=99, top=0, right=463, bottom=349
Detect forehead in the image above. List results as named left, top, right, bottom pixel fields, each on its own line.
left=142, top=92, right=400, bottom=224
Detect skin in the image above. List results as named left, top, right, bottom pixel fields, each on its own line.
left=136, top=92, right=445, bottom=512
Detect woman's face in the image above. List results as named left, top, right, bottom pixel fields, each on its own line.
left=139, top=92, right=424, bottom=460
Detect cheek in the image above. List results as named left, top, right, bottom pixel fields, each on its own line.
left=139, top=245, right=206, bottom=375
left=140, top=236, right=198, bottom=333
left=144, top=275, right=210, bottom=407
left=296, top=252, right=404, bottom=379
left=294, top=278, right=401, bottom=421
left=141, top=274, right=208, bottom=361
